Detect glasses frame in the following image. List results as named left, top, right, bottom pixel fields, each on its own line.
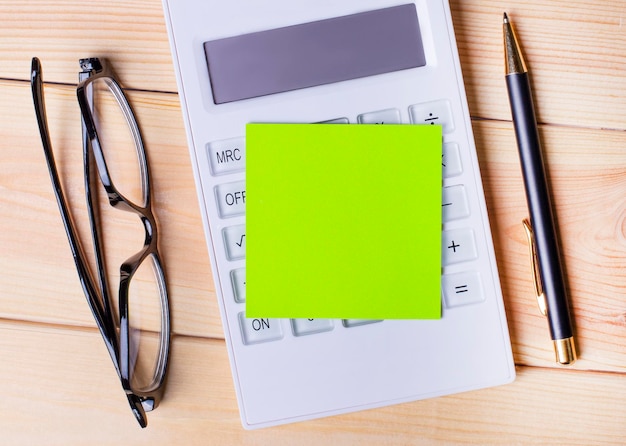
left=30, top=57, right=170, bottom=428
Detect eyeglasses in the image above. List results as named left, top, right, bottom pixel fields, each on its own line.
left=30, top=57, right=170, bottom=428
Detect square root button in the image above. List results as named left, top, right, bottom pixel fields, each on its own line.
left=223, top=225, right=246, bottom=260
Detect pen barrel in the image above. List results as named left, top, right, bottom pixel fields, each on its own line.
left=506, top=73, right=574, bottom=341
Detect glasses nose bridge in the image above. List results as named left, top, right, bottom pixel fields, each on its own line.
left=108, top=194, right=157, bottom=245
left=140, top=212, right=157, bottom=247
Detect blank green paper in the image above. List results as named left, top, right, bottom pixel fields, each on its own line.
left=245, top=123, right=442, bottom=319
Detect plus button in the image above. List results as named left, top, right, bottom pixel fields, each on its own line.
left=447, top=240, right=460, bottom=253
left=442, top=229, right=478, bottom=266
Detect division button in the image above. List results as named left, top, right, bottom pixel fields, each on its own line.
left=409, top=100, right=455, bottom=133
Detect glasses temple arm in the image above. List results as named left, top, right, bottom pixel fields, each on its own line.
left=79, top=67, right=118, bottom=328
left=30, top=57, right=120, bottom=372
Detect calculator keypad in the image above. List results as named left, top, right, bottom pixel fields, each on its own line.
left=212, top=101, right=487, bottom=346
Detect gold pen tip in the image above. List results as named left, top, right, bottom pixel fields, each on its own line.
left=503, top=12, right=527, bottom=74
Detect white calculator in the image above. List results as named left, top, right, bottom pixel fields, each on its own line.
left=163, top=0, right=515, bottom=429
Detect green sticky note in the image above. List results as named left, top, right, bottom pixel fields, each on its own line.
left=246, top=123, right=442, bottom=319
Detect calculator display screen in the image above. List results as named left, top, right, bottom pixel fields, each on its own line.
left=203, top=3, right=426, bottom=104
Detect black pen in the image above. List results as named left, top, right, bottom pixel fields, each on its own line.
left=503, top=13, right=577, bottom=365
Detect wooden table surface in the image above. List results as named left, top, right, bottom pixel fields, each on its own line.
left=1, top=0, right=625, bottom=444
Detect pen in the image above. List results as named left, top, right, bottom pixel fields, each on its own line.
left=503, top=13, right=577, bottom=365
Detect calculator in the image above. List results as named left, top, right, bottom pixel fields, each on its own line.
left=162, top=0, right=515, bottom=429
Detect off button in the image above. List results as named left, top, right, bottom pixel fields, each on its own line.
left=215, top=180, right=246, bottom=218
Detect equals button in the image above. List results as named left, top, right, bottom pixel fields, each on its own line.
left=455, top=284, right=469, bottom=294
left=442, top=271, right=485, bottom=308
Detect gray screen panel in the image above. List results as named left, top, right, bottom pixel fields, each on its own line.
left=204, top=4, right=426, bottom=104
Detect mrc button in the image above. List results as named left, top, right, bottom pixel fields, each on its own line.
left=207, top=137, right=245, bottom=175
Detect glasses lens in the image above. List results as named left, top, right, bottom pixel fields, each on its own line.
left=127, top=253, right=167, bottom=392
left=84, top=77, right=146, bottom=206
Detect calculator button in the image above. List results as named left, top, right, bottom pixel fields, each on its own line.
left=223, top=225, right=246, bottom=260
left=231, top=268, right=246, bottom=303
left=215, top=181, right=246, bottom=218
left=442, top=185, right=470, bottom=222
left=239, top=313, right=283, bottom=345
left=442, top=229, right=478, bottom=265
left=409, top=100, right=455, bottom=133
left=342, top=319, right=383, bottom=327
left=321, top=117, right=349, bottom=124
left=357, top=108, right=401, bottom=124
left=442, top=271, right=485, bottom=307
left=207, top=137, right=245, bottom=175
left=442, top=142, right=462, bottom=177
left=291, top=318, right=334, bottom=336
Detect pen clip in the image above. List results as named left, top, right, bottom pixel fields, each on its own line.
left=522, top=219, right=548, bottom=316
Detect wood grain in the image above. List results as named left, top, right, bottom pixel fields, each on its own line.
left=1, top=321, right=624, bottom=445
left=0, top=0, right=624, bottom=443
left=473, top=120, right=626, bottom=371
left=451, top=1, right=626, bottom=129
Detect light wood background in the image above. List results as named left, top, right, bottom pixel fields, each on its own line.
left=1, top=0, right=625, bottom=444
